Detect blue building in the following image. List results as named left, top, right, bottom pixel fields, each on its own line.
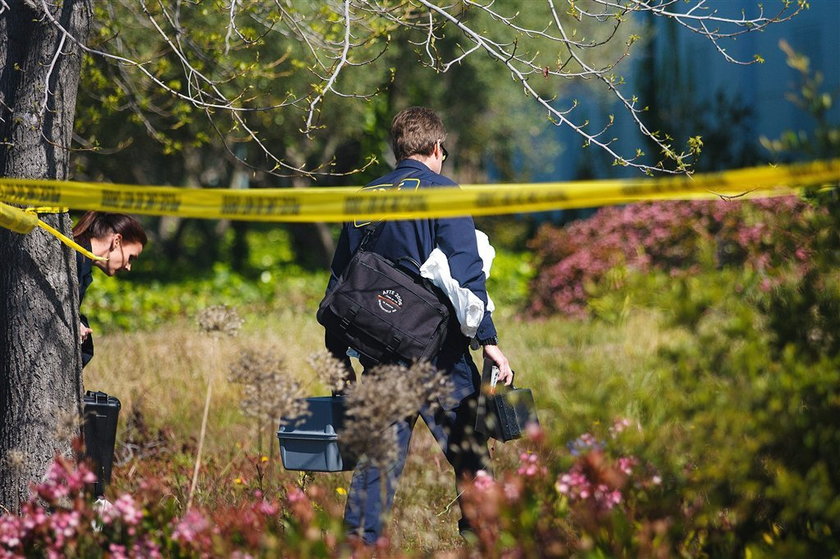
left=546, top=2, right=839, bottom=182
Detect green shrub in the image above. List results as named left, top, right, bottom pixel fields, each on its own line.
left=485, top=247, right=535, bottom=312
left=81, top=263, right=327, bottom=333
left=83, top=240, right=533, bottom=333
left=578, top=265, right=840, bottom=556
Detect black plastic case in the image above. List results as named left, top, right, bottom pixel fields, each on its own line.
left=82, top=390, right=121, bottom=496
left=476, top=359, right=540, bottom=441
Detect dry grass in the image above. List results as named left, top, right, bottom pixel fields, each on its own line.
left=82, top=305, right=666, bottom=554
left=83, top=309, right=329, bottom=454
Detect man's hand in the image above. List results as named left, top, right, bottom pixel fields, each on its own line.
left=80, top=322, right=93, bottom=343
left=482, top=344, right=513, bottom=386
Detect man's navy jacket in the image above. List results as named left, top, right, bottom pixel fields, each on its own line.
left=326, top=159, right=497, bottom=350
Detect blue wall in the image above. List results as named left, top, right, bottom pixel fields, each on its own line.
left=544, top=2, right=839, bottom=182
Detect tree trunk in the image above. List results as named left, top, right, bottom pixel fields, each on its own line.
left=0, top=0, right=91, bottom=513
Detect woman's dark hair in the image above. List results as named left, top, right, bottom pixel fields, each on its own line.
left=72, top=211, right=148, bottom=246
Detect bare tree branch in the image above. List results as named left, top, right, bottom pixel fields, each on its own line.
left=304, top=0, right=353, bottom=135
left=41, top=31, right=67, bottom=119
left=27, top=0, right=806, bottom=177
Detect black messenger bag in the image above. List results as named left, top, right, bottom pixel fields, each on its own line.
left=317, top=174, right=452, bottom=365
left=317, top=248, right=451, bottom=363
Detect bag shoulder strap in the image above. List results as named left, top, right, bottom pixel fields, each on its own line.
left=358, top=169, right=419, bottom=252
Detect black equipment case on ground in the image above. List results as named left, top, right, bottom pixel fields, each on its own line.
left=82, top=390, right=121, bottom=497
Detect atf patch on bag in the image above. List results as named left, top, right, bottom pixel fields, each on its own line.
left=317, top=250, right=450, bottom=363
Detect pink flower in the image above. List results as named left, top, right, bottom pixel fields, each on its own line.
left=525, top=423, right=545, bottom=444
left=517, top=452, right=547, bottom=477
left=21, top=508, right=47, bottom=531
left=0, top=515, right=22, bottom=549
left=286, top=488, right=306, bottom=503
left=556, top=483, right=568, bottom=494
left=760, top=278, right=773, bottom=292
left=618, top=456, right=638, bottom=475
left=472, top=470, right=495, bottom=492
left=131, top=539, right=163, bottom=559
left=114, top=494, right=143, bottom=525
left=171, top=509, right=211, bottom=544
left=503, top=481, right=521, bottom=502
left=100, top=494, right=143, bottom=526
left=258, top=500, right=278, bottom=516
left=606, top=490, right=622, bottom=509
left=34, top=459, right=96, bottom=505
left=49, top=510, right=81, bottom=544
left=556, top=464, right=622, bottom=510
left=609, top=417, right=632, bottom=437
left=555, top=471, right=590, bottom=498
left=108, top=543, right=128, bottom=559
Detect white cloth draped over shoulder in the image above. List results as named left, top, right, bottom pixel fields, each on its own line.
left=420, top=230, right=495, bottom=338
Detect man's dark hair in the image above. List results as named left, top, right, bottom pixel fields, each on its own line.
left=390, top=107, right=447, bottom=162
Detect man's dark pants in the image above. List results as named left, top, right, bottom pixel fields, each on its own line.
left=343, top=350, right=489, bottom=544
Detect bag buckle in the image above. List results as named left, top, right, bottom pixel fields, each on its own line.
left=340, top=306, right=359, bottom=330
left=385, top=334, right=401, bottom=355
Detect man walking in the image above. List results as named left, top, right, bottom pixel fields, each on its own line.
left=325, top=106, right=513, bottom=544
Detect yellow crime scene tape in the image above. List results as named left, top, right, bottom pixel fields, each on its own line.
left=0, top=203, right=105, bottom=260
left=1, top=159, right=837, bottom=233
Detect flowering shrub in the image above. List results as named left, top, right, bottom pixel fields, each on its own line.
left=0, top=455, right=350, bottom=559
left=0, top=458, right=165, bottom=559
left=527, top=197, right=819, bottom=317
left=460, top=420, right=674, bottom=558
left=2, top=426, right=668, bottom=558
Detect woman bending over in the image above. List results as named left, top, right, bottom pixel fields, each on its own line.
left=72, top=211, right=147, bottom=367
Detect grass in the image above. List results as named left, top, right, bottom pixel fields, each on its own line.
left=49, top=202, right=840, bottom=555
left=65, top=259, right=840, bottom=556
left=82, top=296, right=672, bottom=555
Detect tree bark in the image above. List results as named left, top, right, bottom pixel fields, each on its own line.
left=0, top=0, right=91, bottom=513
